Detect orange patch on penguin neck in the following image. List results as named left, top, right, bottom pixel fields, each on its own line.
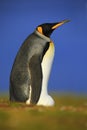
left=37, top=26, right=43, bottom=34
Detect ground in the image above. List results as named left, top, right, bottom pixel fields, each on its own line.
left=0, top=94, right=87, bottom=130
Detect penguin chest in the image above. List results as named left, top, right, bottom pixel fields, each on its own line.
left=41, top=41, right=55, bottom=94
left=37, top=41, right=55, bottom=106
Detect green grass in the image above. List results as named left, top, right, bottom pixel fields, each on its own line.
left=0, top=94, right=87, bottom=130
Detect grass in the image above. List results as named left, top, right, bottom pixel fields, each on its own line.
left=0, top=94, right=87, bottom=130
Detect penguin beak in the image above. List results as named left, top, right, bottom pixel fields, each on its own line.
left=52, top=19, right=70, bottom=30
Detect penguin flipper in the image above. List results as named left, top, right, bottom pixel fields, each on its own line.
left=29, top=54, right=42, bottom=104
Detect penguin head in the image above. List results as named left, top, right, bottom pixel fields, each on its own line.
left=36, top=19, right=70, bottom=37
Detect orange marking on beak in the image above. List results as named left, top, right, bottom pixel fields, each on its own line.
left=52, top=23, right=64, bottom=29
left=52, top=19, right=70, bottom=29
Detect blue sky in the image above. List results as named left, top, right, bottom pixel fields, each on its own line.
left=0, top=0, right=87, bottom=94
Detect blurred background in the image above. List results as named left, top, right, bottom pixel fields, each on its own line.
left=0, top=0, right=87, bottom=95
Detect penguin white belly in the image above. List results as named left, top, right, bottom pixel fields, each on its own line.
left=37, top=41, right=55, bottom=106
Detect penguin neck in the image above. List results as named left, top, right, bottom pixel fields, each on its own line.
left=35, top=30, right=51, bottom=42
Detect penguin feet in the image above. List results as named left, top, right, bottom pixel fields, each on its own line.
left=37, top=94, right=55, bottom=107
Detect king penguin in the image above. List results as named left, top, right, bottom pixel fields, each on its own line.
left=10, top=19, right=70, bottom=106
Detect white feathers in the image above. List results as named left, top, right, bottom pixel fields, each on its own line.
left=26, top=85, right=32, bottom=105
left=37, top=41, right=55, bottom=106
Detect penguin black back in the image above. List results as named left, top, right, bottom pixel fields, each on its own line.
left=10, top=31, right=50, bottom=104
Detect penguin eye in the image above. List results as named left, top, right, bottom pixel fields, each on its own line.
left=37, top=26, right=43, bottom=34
